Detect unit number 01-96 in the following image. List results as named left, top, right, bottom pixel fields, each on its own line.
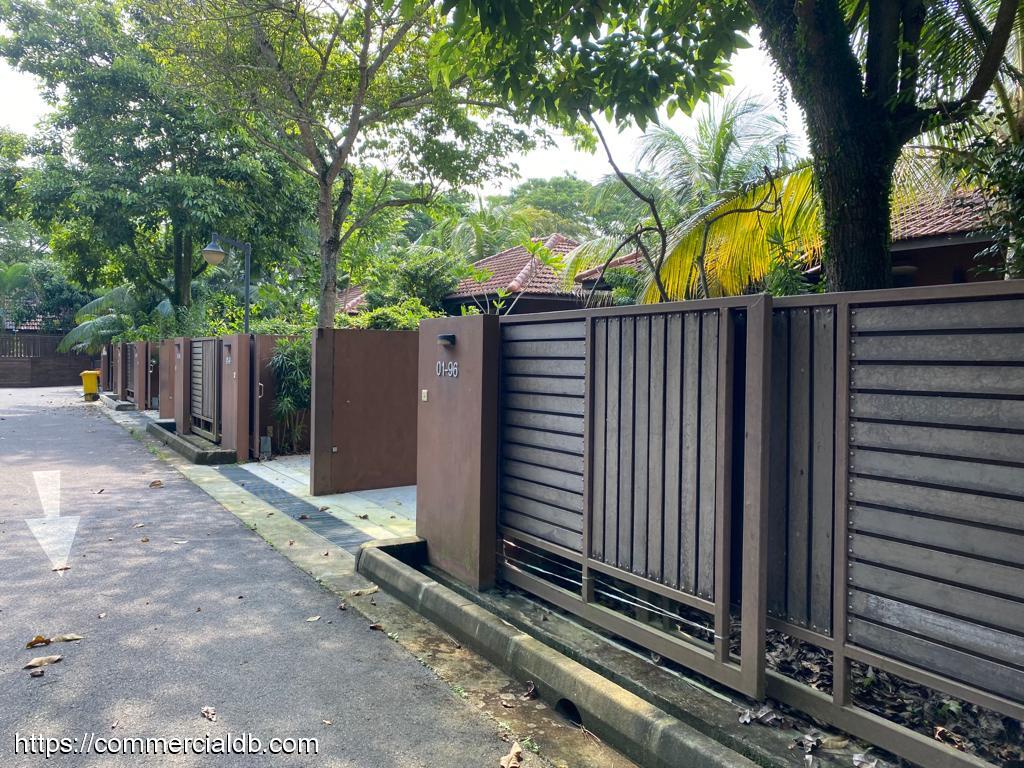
left=436, top=360, right=459, bottom=378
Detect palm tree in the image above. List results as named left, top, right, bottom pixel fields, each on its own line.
left=58, top=285, right=172, bottom=353
left=563, top=94, right=794, bottom=301
left=0, top=262, right=31, bottom=330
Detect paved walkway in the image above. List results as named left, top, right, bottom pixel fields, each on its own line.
left=0, top=387, right=522, bottom=767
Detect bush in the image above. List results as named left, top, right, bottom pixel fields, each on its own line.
left=336, top=297, right=439, bottom=330
left=267, top=335, right=312, bottom=455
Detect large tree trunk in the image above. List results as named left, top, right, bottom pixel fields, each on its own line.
left=316, top=183, right=340, bottom=328
left=816, top=140, right=898, bottom=292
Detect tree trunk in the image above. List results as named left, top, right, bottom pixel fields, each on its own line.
left=816, top=140, right=898, bottom=292
left=316, top=183, right=340, bottom=328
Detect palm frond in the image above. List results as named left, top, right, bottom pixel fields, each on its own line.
left=58, top=313, right=127, bottom=354
left=74, top=284, right=137, bottom=322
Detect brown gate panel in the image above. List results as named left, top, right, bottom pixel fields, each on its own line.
left=158, top=339, right=175, bottom=419
left=765, top=304, right=838, bottom=637
left=590, top=310, right=722, bottom=600
left=190, top=337, right=222, bottom=442
left=124, top=343, right=136, bottom=402
left=499, top=319, right=586, bottom=552
left=843, top=295, right=1024, bottom=705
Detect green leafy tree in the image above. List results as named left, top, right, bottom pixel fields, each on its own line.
left=447, top=0, right=1019, bottom=291
left=151, top=0, right=539, bottom=327
left=1, top=0, right=312, bottom=307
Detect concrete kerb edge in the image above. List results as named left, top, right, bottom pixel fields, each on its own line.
left=357, top=542, right=760, bottom=768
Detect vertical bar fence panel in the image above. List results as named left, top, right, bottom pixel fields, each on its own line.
left=496, top=296, right=766, bottom=698
left=189, top=337, right=222, bottom=442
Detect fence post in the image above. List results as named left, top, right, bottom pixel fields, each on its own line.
left=415, top=314, right=500, bottom=590
left=220, top=334, right=251, bottom=463
left=173, top=338, right=191, bottom=435
left=740, top=294, right=772, bottom=699
left=116, top=343, right=128, bottom=402
left=310, top=328, right=336, bottom=495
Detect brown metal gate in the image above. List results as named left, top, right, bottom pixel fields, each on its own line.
left=496, top=296, right=769, bottom=698
left=190, top=337, right=222, bottom=442
left=124, top=343, right=136, bottom=402
left=494, top=282, right=1024, bottom=768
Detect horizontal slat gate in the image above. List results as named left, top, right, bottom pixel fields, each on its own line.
left=190, top=337, right=221, bottom=442
left=499, top=320, right=586, bottom=552
left=125, top=343, right=136, bottom=402
left=845, top=296, right=1024, bottom=705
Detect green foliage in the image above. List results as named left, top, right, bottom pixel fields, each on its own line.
left=1, top=0, right=312, bottom=306
left=337, top=298, right=439, bottom=331
left=439, top=1, right=752, bottom=127
left=4, top=259, right=92, bottom=330
left=268, top=336, right=312, bottom=455
left=603, top=268, right=642, bottom=306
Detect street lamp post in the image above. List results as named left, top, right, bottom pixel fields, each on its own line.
left=201, top=233, right=252, bottom=334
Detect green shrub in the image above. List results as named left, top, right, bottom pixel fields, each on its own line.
left=336, top=297, right=439, bottom=330
left=268, top=335, right=312, bottom=455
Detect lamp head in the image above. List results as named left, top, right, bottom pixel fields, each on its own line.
left=201, top=234, right=226, bottom=266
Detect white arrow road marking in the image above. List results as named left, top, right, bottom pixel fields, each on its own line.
left=33, top=470, right=61, bottom=517
left=26, top=517, right=80, bottom=571
left=26, top=470, right=79, bottom=572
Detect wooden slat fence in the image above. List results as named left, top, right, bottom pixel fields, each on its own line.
left=189, top=337, right=222, bottom=442
left=493, top=281, right=1024, bottom=768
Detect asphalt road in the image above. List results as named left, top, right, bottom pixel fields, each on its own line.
left=0, top=387, right=510, bottom=767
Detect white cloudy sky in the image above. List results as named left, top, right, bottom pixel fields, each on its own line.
left=0, top=28, right=807, bottom=194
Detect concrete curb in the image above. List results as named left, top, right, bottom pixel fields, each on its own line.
left=144, top=420, right=236, bottom=464
left=357, top=542, right=760, bottom=768
left=99, top=392, right=135, bottom=411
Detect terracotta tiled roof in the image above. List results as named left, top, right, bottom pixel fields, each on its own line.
left=447, top=234, right=580, bottom=300
left=336, top=285, right=367, bottom=314
left=891, top=189, right=988, bottom=241
left=574, top=192, right=991, bottom=285
left=574, top=250, right=644, bottom=284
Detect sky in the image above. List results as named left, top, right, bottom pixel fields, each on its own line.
left=0, top=28, right=807, bottom=195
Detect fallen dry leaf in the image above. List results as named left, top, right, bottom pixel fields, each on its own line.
left=521, top=681, right=538, bottom=701
left=140, top=537, right=149, bottom=543
left=318, top=506, right=328, bottom=512
left=356, top=513, right=369, bottom=520
left=52, top=565, right=71, bottom=572
left=368, top=623, right=384, bottom=631
left=500, top=741, right=523, bottom=768
left=298, top=514, right=310, bottom=520
left=322, top=720, right=332, bottom=726
left=148, top=480, right=164, bottom=488
left=288, top=540, right=294, bottom=546
left=96, top=489, right=104, bottom=494
left=200, top=707, right=217, bottom=722
left=24, top=655, right=62, bottom=669
left=852, top=755, right=878, bottom=768
left=26, top=635, right=50, bottom=649
left=50, top=634, right=83, bottom=643
left=111, top=721, right=118, bottom=730
left=97, top=613, right=107, bottom=619
left=819, top=735, right=849, bottom=751
left=349, top=586, right=379, bottom=597
left=337, top=603, right=347, bottom=611
left=322, top=551, right=329, bottom=557
left=173, top=540, right=188, bottom=545
left=501, top=701, right=514, bottom=709
left=29, top=669, right=44, bottom=678
left=306, top=616, right=320, bottom=622
left=133, top=523, right=145, bottom=529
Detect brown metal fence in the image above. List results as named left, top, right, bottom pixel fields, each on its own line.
left=124, top=342, right=136, bottom=402
left=494, top=281, right=1024, bottom=768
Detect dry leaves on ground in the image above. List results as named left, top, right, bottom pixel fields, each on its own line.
left=24, top=655, right=62, bottom=669
left=306, top=616, right=320, bottom=622
left=29, top=669, right=44, bottom=678
left=26, top=635, right=50, bottom=649
left=500, top=742, right=523, bottom=768
left=356, top=514, right=368, bottom=520
left=148, top=480, right=164, bottom=488
left=521, top=681, right=538, bottom=701
left=368, top=623, right=384, bottom=631
left=349, top=586, right=379, bottom=597
left=50, top=633, right=83, bottom=643
left=200, top=707, right=217, bottom=722
left=140, top=537, right=149, bottom=543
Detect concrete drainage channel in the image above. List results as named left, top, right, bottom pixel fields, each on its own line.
left=356, top=540, right=763, bottom=768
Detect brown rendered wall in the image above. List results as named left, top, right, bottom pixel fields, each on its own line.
left=172, top=337, right=191, bottom=435
left=310, top=329, right=418, bottom=495
left=132, top=341, right=149, bottom=409
left=0, top=354, right=95, bottom=387
left=158, top=339, right=175, bottom=419
left=414, top=315, right=500, bottom=590
left=219, top=334, right=251, bottom=463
